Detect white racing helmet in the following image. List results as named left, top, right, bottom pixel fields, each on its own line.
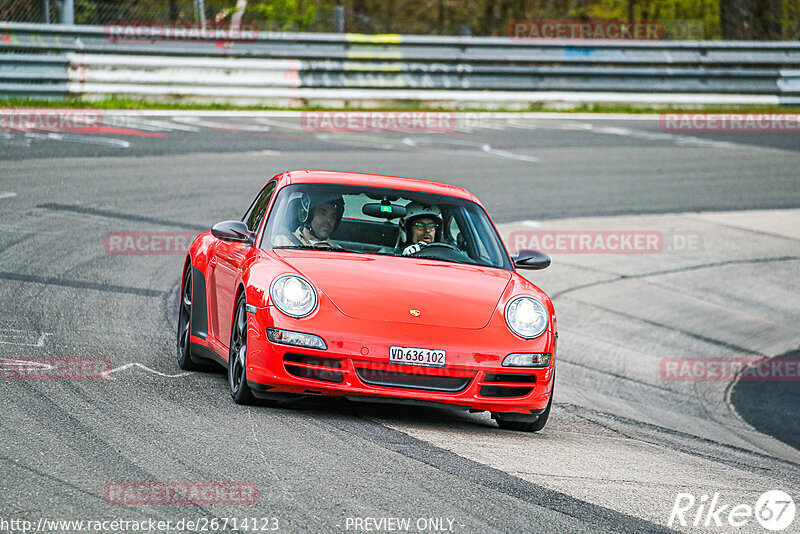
left=399, top=201, right=442, bottom=243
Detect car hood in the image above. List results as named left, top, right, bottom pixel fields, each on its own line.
left=274, top=250, right=512, bottom=328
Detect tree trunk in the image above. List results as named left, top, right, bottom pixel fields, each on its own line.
left=352, top=0, right=368, bottom=33
left=754, top=0, right=782, bottom=39
left=721, top=0, right=782, bottom=39
left=230, top=0, right=247, bottom=30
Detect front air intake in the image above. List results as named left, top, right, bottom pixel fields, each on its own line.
left=355, top=367, right=472, bottom=392
left=479, top=373, right=537, bottom=397
left=283, top=354, right=343, bottom=383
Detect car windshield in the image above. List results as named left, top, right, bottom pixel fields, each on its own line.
left=262, top=184, right=512, bottom=270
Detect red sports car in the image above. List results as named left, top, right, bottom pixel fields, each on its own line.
left=177, top=170, right=556, bottom=431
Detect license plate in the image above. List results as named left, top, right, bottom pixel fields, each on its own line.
left=389, top=346, right=446, bottom=367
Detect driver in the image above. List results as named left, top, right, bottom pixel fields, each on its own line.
left=273, top=192, right=344, bottom=248
left=399, top=202, right=442, bottom=255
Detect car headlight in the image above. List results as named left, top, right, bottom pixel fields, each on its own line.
left=267, top=328, right=326, bottom=350
left=503, top=353, right=551, bottom=367
left=270, top=274, right=317, bottom=318
left=505, top=296, right=548, bottom=339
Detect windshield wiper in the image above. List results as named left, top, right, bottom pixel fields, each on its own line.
left=411, top=253, right=478, bottom=266
left=273, top=244, right=357, bottom=253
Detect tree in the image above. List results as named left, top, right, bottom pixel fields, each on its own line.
left=721, top=0, right=782, bottom=38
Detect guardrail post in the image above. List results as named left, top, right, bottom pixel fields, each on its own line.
left=40, top=0, right=50, bottom=23
left=335, top=5, right=345, bottom=33
left=194, top=0, right=207, bottom=29
left=54, top=0, right=73, bottom=25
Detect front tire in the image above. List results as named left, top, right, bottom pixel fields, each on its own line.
left=494, top=373, right=554, bottom=432
left=229, top=293, right=255, bottom=405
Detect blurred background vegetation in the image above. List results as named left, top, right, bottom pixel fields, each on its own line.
left=1, top=0, right=797, bottom=39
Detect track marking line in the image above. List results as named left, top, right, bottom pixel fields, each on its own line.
left=0, top=357, right=54, bottom=370
left=574, top=122, right=738, bottom=149
left=481, top=144, right=539, bottom=162
left=0, top=330, right=52, bottom=347
left=245, top=150, right=281, bottom=156
left=102, top=362, right=191, bottom=379
left=0, top=191, right=17, bottom=200
left=402, top=136, right=539, bottom=162
left=171, top=117, right=271, bottom=132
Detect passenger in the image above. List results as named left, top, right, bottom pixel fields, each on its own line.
left=399, top=202, right=442, bottom=255
left=273, top=193, right=344, bottom=248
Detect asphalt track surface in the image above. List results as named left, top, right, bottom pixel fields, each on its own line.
left=1, top=113, right=799, bottom=533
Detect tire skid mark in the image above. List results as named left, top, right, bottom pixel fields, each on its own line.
left=0, top=271, right=166, bottom=298
left=558, top=403, right=800, bottom=477
left=503, top=469, right=743, bottom=490
left=551, top=255, right=800, bottom=300
left=0, top=235, right=32, bottom=255
left=0, top=400, right=216, bottom=520
left=685, top=214, right=800, bottom=244
left=562, top=295, right=767, bottom=357
left=37, top=203, right=208, bottom=232
left=0, top=456, right=115, bottom=505
left=557, top=357, right=678, bottom=394
left=319, top=413, right=671, bottom=533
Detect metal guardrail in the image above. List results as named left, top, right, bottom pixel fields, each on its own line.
left=2, top=22, right=799, bottom=105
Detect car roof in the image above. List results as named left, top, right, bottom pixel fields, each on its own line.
left=274, top=170, right=480, bottom=204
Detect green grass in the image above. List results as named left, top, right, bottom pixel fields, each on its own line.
left=2, top=96, right=799, bottom=114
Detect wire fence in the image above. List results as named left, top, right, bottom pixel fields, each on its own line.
left=1, top=0, right=799, bottom=40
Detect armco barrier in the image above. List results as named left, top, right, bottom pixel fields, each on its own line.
left=1, top=22, right=799, bottom=106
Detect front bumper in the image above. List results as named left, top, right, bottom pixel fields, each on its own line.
left=245, top=303, right=555, bottom=415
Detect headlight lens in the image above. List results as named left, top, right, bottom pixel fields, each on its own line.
left=267, top=328, right=326, bottom=350
left=505, top=296, right=548, bottom=339
left=503, top=353, right=551, bottom=367
left=270, top=274, right=317, bottom=318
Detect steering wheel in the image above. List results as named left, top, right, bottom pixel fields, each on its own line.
left=411, top=242, right=475, bottom=263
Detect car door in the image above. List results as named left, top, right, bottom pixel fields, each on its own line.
left=209, top=181, right=276, bottom=350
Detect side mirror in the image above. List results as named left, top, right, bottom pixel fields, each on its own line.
left=211, top=220, right=255, bottom=245
left=513, top=249, right=550, bottom=270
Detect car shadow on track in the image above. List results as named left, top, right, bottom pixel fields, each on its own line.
left=267, top=395, right=499, bottom=431
left=193, top=359, right=546, bottom=434
left=202, top=364, right=501, bottom=431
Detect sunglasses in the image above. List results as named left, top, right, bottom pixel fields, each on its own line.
left=411, top=222, right=438, bottom=230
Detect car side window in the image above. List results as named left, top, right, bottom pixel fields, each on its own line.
left=243, top=182, right=276, bottom=233
left=448, top=216, right=461, bottom=243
